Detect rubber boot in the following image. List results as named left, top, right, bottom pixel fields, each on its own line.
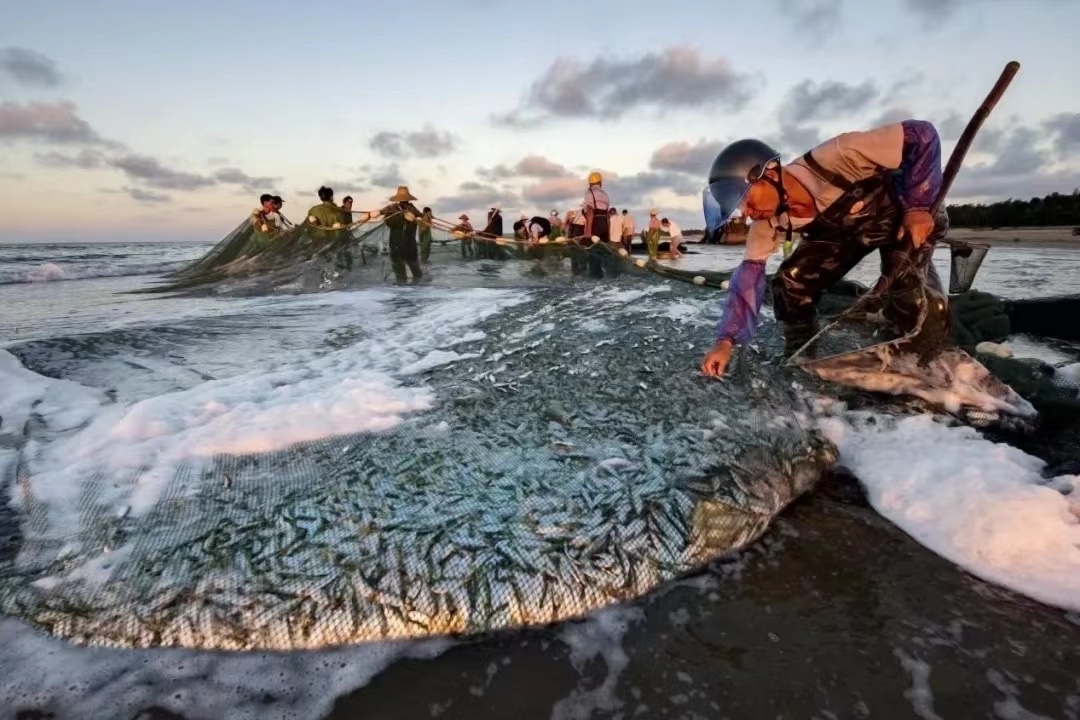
left=783, top=319, right=819, bottom=361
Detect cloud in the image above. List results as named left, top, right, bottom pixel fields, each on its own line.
left=951, top=169, right=1080, bottom=203
left=774, top=0, right=843, bottom=33
left=871, top=107, right=914, bottom=128
left=0, top=47, right=63, bottom=87
left=317, top=179, right=371, bottom=196
left=649, top=139, right=726, bottom=176
left=125, top=187, right=172, bottom=203
left=432, top=181, right=518, bottom=214
left=780, top=79, right=879, bottom=126
left=771, top=122, right=824, bottom=156
left=212, top=167, right=282, bottom=192
left=1044, top=112, right=1080, bottom=155
left=521, top=177, right=582, bottom=205
left=0, top=101, right=120, bottom=146
left=369, top=125, right=457, bottom=159
left=108, top=154, right=215, bottom=190
left=366, top=164, right=406, bottom=189
left=607, top=171, right=702, bottom=206
left=33, top=149, right=106, bottom=169
left=478, top=154, right=573, bottom=181
left=493, top=47, right=753, bottom=126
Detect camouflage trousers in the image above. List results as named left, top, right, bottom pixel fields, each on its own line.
left=772, top=174, right=950, bottom=358
left=389, top=236, right=422, bottom=283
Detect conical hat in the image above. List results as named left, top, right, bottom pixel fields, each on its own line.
left=389, top=185, right=417, bottom=202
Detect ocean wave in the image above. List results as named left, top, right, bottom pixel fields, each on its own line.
left=2, top=260, right=188, bottom=285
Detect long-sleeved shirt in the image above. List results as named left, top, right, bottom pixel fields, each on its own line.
left=608, top=213, right=623, bottom=243
left=715, top=119, right=943, bottom=345
left=306, top=201, right=342, bottom=227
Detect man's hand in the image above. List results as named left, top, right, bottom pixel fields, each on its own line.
left=701, top=339, right=733, bottom=378
left=902, top=209, right=935, bottom=249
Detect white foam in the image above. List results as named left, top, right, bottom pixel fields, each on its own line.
left=818, top=410, right=1080, bottom=613
left=550, top=606, right=643, bottom=720
left=25, top=262, right=68, bottom=282
left=0, top=616, right=450, bottom=720
left=8, top=287, right=528, bottom=577
left=894, top=649, right=943, bottom=720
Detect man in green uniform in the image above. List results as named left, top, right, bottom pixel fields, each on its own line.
left=306, top=186, right=341, bottom=226
left=383, top=185, right=424, bottom=283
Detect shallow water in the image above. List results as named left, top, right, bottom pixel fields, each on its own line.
left=1, top=238, right=1079, bottom=718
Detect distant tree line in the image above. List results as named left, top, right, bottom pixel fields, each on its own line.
left=946, top=190, right=1080, bottom=228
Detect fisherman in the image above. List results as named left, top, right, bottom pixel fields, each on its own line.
left=514, top=213, right=530, bottom=242
left=621, top=209, right=635, bottom=253
left=457, top=213, right=475, bottom=257
left=419, top=207, right=434, bottom=263
left=646, top=209, right=662, bottom=259
left=271, top=196, right=292, bottom=227
left=661, top=217, right=683, bottom=258
left=608, top=207, right=623, bottom=248
left=306, top=186, right=341, bottom=227
left=382, top=185, right=424, bottom=283
left=248, top=194, right=280, bottom=252
left=340, top=196, right=354, bottom=225
left=549, top=209, right=564, bottom=240
left=577, top=172, right=610, bottom=277
left=480, top=208, right=503, bottom=259
left=700, top=120, right=950, bottom=378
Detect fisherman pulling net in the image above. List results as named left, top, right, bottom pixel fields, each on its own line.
left=11, top=60, right=1078, bottom=653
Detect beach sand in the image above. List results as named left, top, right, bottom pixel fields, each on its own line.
left=325, top=467, right=1080, bottom=720
left=950, top=226, right=1080, bottom=248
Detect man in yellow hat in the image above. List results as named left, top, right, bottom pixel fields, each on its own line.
left=576, top=171, right=610, bottom=277
left=382, top=185, right=424, bottom=283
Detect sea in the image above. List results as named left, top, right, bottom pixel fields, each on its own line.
left=1, top=239, right=1079, bottom=719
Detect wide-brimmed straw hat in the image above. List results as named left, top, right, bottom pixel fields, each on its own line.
left=389, top=185, right=417, bottom=202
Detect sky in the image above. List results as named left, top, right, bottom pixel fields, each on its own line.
left=1, top=0, right=1079, bottom=243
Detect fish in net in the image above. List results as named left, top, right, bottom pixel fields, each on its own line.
left=2, top=267, right=836, bottom=650
left=0, top=213, right=1049, bottom=651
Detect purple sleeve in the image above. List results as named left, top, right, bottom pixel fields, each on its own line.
left=716, top=259, right=767, bottom=345
left=896, top=119, right=943, bottom=213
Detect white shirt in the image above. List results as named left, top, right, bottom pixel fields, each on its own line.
left=608, top=214, right=623, bottom=242
left=622, top=213, right=635, bottom=235
left=664, top=220, right=682, bottom=239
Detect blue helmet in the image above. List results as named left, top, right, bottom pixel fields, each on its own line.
left=706, top=139, right=782, bottom=225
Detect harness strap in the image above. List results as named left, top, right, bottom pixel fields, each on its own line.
left=801, top=151, right=855, bottom=192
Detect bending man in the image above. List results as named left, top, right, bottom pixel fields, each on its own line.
left=700, top=119, right=950, bottom=377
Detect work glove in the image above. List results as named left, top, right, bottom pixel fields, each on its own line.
left=902, top=209, right=936, bottom=249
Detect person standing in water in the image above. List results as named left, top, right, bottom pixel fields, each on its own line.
left=646, top=209, right=662, bottom=259
left=621, top=209, right=635, bottom=253
left=608, top=207, right=623, bottom=248
left=419, top=207, right=434, bottom=263
left=700, top=120, right=950, bottom=378
left=382, top=185, right=424, bottom=283
left=306, top=186, right=340, bottom=227
left=578, top=172, right=610, bottom=277
left=661, top=217, right=683, bottom=258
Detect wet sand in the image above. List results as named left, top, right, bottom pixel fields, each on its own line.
left=325, top=468, right=1080, bottom=720
left=950, top=226, right=1080, bottom=248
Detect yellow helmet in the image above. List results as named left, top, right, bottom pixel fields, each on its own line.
left=587, top=171, right=602, bottom=185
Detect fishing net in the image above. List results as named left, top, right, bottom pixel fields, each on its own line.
left=1, top=213, right=1070, bottom=652
left=948, top=241, right=990, bottom=294
left=2, top=225, right=837, bottom=651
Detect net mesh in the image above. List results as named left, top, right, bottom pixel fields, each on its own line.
left=949, top=242, right=991, bottom=294
left=3, top=215, right=1073, bottom=652
left=3, top=225, right=836, bottom=651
